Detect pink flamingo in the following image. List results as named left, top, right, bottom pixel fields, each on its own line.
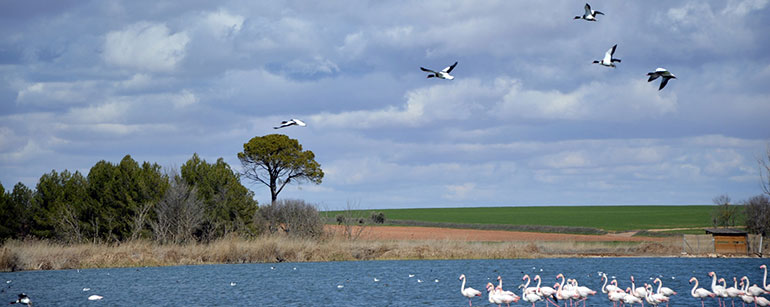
left=623, top=287, right=644, bottom=306
left=602, top=273, right=620, bottom=294
left=497, top=285, right=519, bottom=307
left=761, top=265, right=770, bottom=292
left=497, top=276, right=517, bottom=297
left=534, top=275, right=560, bottom=307
left=722, top=277, right=745, bottom=307
left=711, top=272, right=728, bottom=307
left=459, top=274, right=482, bottom=306
left=745, top=275, right=769, bottom=297
left=572, top=278, right=596, bottom=307
left=607, top=288, right=626, bottom=307
left=645, top=283, right=669, bottom=307
left=631, top=276, right=648, bottom=307
left=690, top=277, right=716, bottom=307
left=556, top=274, right=580, bottom=307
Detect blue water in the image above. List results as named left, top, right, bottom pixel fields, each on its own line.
left=0, top=258, right=765, bottom=306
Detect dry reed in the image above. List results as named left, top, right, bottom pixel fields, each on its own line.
left=0, top=236, right=683, bottom=272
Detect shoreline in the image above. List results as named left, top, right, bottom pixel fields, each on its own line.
left=2, top=234, right=742, bottom=272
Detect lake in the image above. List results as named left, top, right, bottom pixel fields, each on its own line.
left=1, top=258, right=766, bottom=306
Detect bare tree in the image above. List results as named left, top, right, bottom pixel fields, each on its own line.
left=711, top=194, right=739, bottom=228
left=335, top=201, right=371, bottom=241
left=761, top=144, right=770, bottom=196
left=255, top=199, right=323, bottom=238
left=56, top=204, right=82, bottom=243
left=151, top=176, right=204, bottom=244
left=130, top=201, right=153, bottom=241
left=744, top=194, right=770, bottom=256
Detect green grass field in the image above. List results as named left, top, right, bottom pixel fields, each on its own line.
left=323, top=205, right=732, bottom=232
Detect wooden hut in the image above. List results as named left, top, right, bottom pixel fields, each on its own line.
left=705, top=228, right=748, bottom=255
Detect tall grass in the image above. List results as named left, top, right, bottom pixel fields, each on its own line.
left=1, top=236, right=684, bottom=272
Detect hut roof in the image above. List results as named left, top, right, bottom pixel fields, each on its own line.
left=704, top=228, right=747, bottom=235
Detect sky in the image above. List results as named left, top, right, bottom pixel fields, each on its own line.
left=1, top=1, right=769, bottom=210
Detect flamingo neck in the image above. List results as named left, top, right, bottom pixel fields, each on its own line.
left=536, top=277, right=542, bottom=289
left=461, top=277, right=466, bottom=292
left=602, top=275, right=608, bottom=293
left=655, top=280, right=662, bottom=294
left=630, top=278, right=636, bottom=291
left=691, top=279, right=698, bottom=296
left=711, top=273, right=717, bottom=289
left=523, top=276, right=530, bottom=288
left=498, top=277, right=503, bottom=289
left=764, top=266, right=768, bottom=288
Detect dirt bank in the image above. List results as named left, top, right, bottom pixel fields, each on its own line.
left=325, top=225, right=667, bottom=242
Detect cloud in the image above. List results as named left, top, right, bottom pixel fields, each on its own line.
left=103, top=22, right=189, bottom=72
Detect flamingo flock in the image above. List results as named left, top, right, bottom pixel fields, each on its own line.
left=459, top=265, right=770, bottom=307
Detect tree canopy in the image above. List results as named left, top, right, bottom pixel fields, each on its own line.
left=238, top=134, right=323, bottom=203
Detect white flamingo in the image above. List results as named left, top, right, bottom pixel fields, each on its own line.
left=497, top=285, right=520, bottom=307
left=631, top=276, right=648, bottom=306
left=690, top=277, right=716, bottom=307
left=761, top=265, right=770, bottom=292
left=534, top=275, right=560, bottom=307
left=572, top=278, right=596, bottom=307
left=608, top=288, right=626, bottom=307
left=496, top=276, right=518, bottom=298
left=522, top=274, right=539, bottom=295
left=459, top=274, right=482, bottom=306
left=486, top=283, right=505, bottom=307
left=739, top=279, right=755, bottom=306
left=556, top=274, right=580, bottom=307
left=711, top=272, right=728, bottom=307
left=602, top=273, right=621, bottom=293
left=745, top=275, right=769, bottom=297
left=645, top=284, right=669, bottom=307
left=624, top=287, right=644, bottom=306
left=722, top=277, right=744, bottom=307
left=521, top=283, right=544, bottom=307
left=757, top=296, right=770, bottom=307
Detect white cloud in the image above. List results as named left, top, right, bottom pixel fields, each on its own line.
left=443, top=183, right=477, bottom=200
left=103, top=22, right=190, bottom=72
left=201, top=9, right=244, bottom=38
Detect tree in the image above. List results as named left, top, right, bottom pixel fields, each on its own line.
left=761, top=144, right=770, bottom=196
left=711, top=195, right=739, bottom=228
left=151, top=175, right=204, bottom=244
left=745, top=195, right=770, bottom=236
left=238, top=134, right=323, bottom=203
left=181, top=153, right=258, bottom=240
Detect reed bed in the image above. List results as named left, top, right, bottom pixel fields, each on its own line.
left=0, top=236, right=687, bottom=272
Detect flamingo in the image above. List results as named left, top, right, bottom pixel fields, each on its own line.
left=574, top=3, right=604, bottom=21
left=522, top=274, right=539, bottom=295
left=486, top=283, right=505, bottom=307
left=739, top=279, right=755, bottom=306
left=652, top=277, right=676, bottom=307
left=521, top=283, right=544, bottom=307
left=459, top=274, right=482, bottom=306
left=534, top=275, right=560, bottom=307
left=745, top=275, right=769, bottom=297
left=602, top=273, right=621, bottom=293
left=691, top=277, right=716, bottom=307
left=631, top=276, right=648, bottom=306
left=646, top=68, right=676, bottom=90
left=497, top=285, right=520, bottom=307
left=757, top=296, right=770, bottom=307
left=761, top=265, right=770, bottom=292
left=607, top=288, right=626, bottom=307
left=645, top=284, right=669, bottom=307
left=556, top=274, right=580, bottom=307
left=710, top=272, right=728, bottom=307
left=420, top=62, right=457, bottom=80
left=496, top=276, right=518, bottom=298
left=722, top=277, right=744, bottom=307
left=572, top=278, right=596, bottom=307
left=623, top=287, right=644, bottom=306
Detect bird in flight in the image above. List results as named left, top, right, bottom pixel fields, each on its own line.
left=274, top=118, right=307, bottom=129
left=420, top=61, right=458, bottom=80
left=646, top=68, right=677, bottom=90
left=593, top=44, right=621, bottom=68
left=575, top=3, right=604, bottom=21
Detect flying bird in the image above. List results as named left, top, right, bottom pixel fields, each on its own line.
left=646, top=68, right=677, bottom=90
left=420, top=62, right=458, bottom=80
left=593, top=44, right=621, bottom=67
left=273, top=118, right=307, bottom=129
left=575, top=3, right=604, bottom=21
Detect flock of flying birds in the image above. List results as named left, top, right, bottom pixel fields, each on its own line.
left=273, top=3, right=677, bottom=131
left=460, top=265, right=770, bottom=307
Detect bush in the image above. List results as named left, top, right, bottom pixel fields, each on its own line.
left=255, top=199, right=323, bottom=239
left=371, top=212, right=385, bottom=224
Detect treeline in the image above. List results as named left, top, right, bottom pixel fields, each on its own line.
left=0, top=154, right=259, bottom=243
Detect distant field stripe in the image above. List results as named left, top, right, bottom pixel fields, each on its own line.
left=322, top=205, right=726, bottom=232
